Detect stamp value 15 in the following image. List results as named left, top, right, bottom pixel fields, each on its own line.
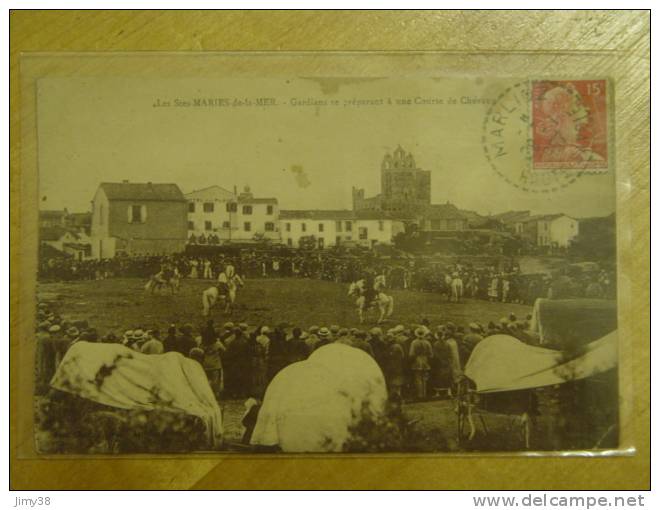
left=532, top=79, right=609, bottom=170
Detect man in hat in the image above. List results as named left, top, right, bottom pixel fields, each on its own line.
left=141, top=330, right=164, bottom=354
left=382, top=333, right=405, bottom=398
left=304, top=325, right=321, bottom=355
left=129, top=329, right=147, bottom=351
left=409, top=327, right=434, bottom=400
left=335, top=327, right=353, bottom=346
left=462, top=323, right=484, bottom=358
left=251, top=326, right=270, bottom=398
left=352, top=330, right=374, bottom=358
left=316, top=327, right=332, bottom=349
left=287, top=327, right=307, bottom=364
left=368, top=327, right=387, bottom=369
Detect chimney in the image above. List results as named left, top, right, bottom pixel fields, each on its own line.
left=123, top=179, right=129, bottom=183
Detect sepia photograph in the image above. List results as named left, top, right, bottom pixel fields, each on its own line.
left=28, top=72, right=622, bottom=456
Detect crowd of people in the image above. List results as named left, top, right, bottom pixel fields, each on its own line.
left=38, top=249, right=616, bottom=304
left=35, top=298, right=539, bottom=404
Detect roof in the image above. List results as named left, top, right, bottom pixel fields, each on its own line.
left=40, top=226, right=79, bottom=241
left=524, top=213, right=572, bottom=223
left=424, top=203, right=466, bottom=220
left=98, top=182, right=186, bottom=202
left=39, top=210, right=67, bottom=219
left=67, top=212, right=92, bottom=224
left=185, top=185, right=235, bottom=200
left=237, top=197, right=278, bottom=204
left=280, top=210, right=355, bottom=220
left=492, top=210, right=531, bottom=223
left=459, top=209, right=485, bottom=223
left=39, top=243, right=71, bottom=259
left=354, top=210, right=411, bottom=221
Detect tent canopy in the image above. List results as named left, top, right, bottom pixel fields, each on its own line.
left=250, top=343, right=387, bottom=452
left=50, top=341, right=223, bottom=447
left=464, top=332, right=618, bottom=394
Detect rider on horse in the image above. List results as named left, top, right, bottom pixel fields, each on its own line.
left=216, top=263, right=244, bottom=295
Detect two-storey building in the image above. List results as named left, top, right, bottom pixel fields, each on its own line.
left=90, top=181, right=188, bottom=258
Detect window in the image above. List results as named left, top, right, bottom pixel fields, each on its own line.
left=187, top=221, right=195, bottom=230
left=286, top=222, right=291, bottom=232
left=242, top=205, right=253, bottom=215
left=359, top=227, right=368, bottom=240
left=318, top=238, right=324, bottom=249
left=226, top=202, right=237, bottom=212
left=265, top=222, right=275, bottom=232
left=336, top=236, right=341, bottom=245
left=301, top=223, right=307, bottom=232
left=222, top=221, right=231, bottom=229
left=287, top=238, right=293, bottom=247
left=188, top=202, right=195, bottom=213
left=378, top=220, right=384, bottom=231
left=129, top=204, right=145, bottom=224
left=205, top=221, right=212, bottom=231
left=244, top=222, right=251, bottom=232
left=318, top=223, right=324, bottom=232
left=203, top=202, right=214, bottom=213
left=267, top=205, right=274, bottom=215
left=345, top=221, right=352, bottom=231
left=99, top=204, right=104, bottom=225
left=335, top=220, right=342, bottom=232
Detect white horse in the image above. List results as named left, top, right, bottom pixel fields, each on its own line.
left=202, top=265, right=244, bottom=316
left=145, top=267, right=180, bottom=295
left=348, top=278, right=394, bottom=324
left=450, top=273, right=464, bottom=302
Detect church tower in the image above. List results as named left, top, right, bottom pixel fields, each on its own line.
left=380, top=145, right=431, bottom=213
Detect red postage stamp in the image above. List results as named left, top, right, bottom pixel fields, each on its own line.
left=532, top=79, right=608, bottom=170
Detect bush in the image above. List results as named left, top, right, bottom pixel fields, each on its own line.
left=342, top=398, right=449, bottom=453
left=36, top=390, right=208, bottom=454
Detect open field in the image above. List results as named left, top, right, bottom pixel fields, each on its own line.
left=37, top=277, right=533, bottom=335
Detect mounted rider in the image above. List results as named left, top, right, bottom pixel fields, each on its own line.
left=358, top=269, right=387, bottom=306
left=216, top=264, right=244, bottom=296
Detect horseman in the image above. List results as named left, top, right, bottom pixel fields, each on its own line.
left=216, top=264, right=244, bottom=296
left=362, top=270, right=378, bottom=306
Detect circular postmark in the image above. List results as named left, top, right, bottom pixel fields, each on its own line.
left=482, top=81, right=582, bottom=193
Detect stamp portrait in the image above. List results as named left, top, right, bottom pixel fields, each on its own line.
left=531, top=80, right=609, bottom=170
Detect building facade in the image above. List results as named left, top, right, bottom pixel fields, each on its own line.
left=91, top=181, right=188, bottom=258
left=186, top=185, right=279, bottom=244
left=420, top=203, right=469, bottom=232
left=279, top=210, right=405, bottom=249
left=524, top=214, right=579, bottom=248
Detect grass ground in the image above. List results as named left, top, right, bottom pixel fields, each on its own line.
left=37, top=277, right=533, bottom=335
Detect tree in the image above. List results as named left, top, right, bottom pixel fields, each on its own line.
left=569, top=214, right=616, bottom=261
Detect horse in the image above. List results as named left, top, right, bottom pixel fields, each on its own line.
left=348, top=279, right=394, bottom=324
left=145, top=268, right=180, bottom=295
left=450, top=273, right=464, bottom=302
left=202, top=272, right=244, bottom=316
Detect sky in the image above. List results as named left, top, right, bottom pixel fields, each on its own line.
left=37, top=76, right=616, bottom=218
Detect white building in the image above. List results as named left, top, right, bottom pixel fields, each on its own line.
left=186, top=185, right=279, bottom=244
left=279, top=210, right=405, bottom=249
left=526, top=214, right=579, bottom=249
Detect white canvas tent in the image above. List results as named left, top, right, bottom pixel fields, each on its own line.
left=250, top=343, right=387, bottom=452
left=464, top=331, right=618, bottom=394
left=50, top=341, right=223, bottom=447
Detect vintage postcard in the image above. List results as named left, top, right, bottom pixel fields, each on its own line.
left=28, top=72, right=620, bottom=456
